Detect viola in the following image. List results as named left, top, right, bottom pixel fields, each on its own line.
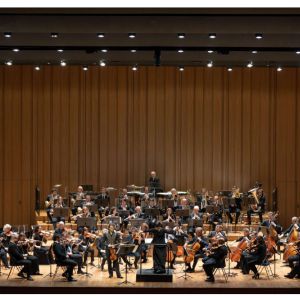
left=109, top=245, right=118, bottom=261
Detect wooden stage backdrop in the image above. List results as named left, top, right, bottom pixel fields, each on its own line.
left=0, top=66, right=299, bottom=227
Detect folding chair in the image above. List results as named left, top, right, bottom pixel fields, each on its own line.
left=213, top=267, right=229, bottom=282
left=257, top=256, right=273, bottom=279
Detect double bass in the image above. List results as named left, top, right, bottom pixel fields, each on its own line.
left=283, top=225, right=299, bottom=262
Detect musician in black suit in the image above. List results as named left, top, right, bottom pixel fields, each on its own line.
left=8, top=234, right=34, bottom=281
left=149, top=171, right=163, bottom=194
left=208, top=225, right=228, bottom=242
left=97, top=187, right=110, bottom=215
left=102, top=224, right=123, bottom=278
left=202, top=238, right=228, bottom=282
left=227, top=187, right=243, bottom=224
left=52, top=234, right=77, bottom=282
left=284, top=241, right=300, bottom=279
left=97, top=230, right=108, bottom=271
left=247, top=188, right=266, bottom=225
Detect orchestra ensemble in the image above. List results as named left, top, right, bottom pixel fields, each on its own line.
left=0, top=171, right=299, bottom=284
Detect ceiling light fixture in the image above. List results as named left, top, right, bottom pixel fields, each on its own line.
left=247, top=61, right=253, bottom=68
left=101, top=49, right=108, bottom=53
left=128, top=33, right=136, bottom=39
left=97, top=33, right=105, bottom=38
left=57, top=49, right=64, bottom=53
left=12, top=48, right=20, bottom=52
left=51, top=32, right=59, bottom=38
left=207, top=50, right=214, bottom=53
left=35, top=66, right=40, bottom=71
left=255, top=33, right=263, bottom=39
left=5, top=60, right=13, bottom=66
left=179, top=67, right=185, bottom=71
left=60, top=60, right=67, bottom=67
left=296, top=51, right=300, bottom=55
left=4, top=32, right=12, bottom=38
left=131, top=49, right=137, bottom=53
left=100, top=60, right=106, bottom=67
left=132, top=65, right=138, bottom=71
left=227, top=68, right=233, bottom=72
left=83, top=66, right=88, bottom=71
left=177, top=33, right=185, bottom=39
left=252, top=50, right=258, bottom=54
left=178, top=49, right=184, bottom=53
left=277, top=67, right=282, bottom=72
left=209, top=33, right=216, bottom=39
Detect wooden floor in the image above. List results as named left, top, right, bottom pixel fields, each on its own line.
left=0, top=254, right=299, bottom=293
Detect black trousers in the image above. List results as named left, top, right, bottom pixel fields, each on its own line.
left=26, top=255, right=40, bottom=274
left=107, top=257, right=121, bottom=277
left=83, top=247, right=95, bottom=263
left=59, top=258, right=77, bottom=278
left=226, top=208, right=241, bottom=224
left=153, top=245, right=166, bottom=272
left=288, top=255, right=300, bottom=269
left=69, top=254, right=83, bottom=272
left=0, top=248, right=9, bottom=267
left=248, top=260, right=259, bottom=275
left=247, top=209, right=263, bottom=224
left=16, top=259, right=33, bottom=277
left=203, top=258, right=217, bottom=278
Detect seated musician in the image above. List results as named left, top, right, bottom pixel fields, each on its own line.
left=188, top=227, right=209, bottom=272
left=70, top=185, right=86, bottom=215
left=85, top=195, right=96, bottom=217
left=198, top=188, right=209, bottom=212
left=148, top=170, right=163, bottom=194
left=169, top=188, right=180, bottom=208
left=202, top=238, right=228, bottom=282
left=247, top=185, right=266, bottom=225
left=284, top=240, right=300, bottom=279
left=54, top=221, right=66, bottom=238
left=232, top=228, right=251, bottom=269
left=72, top=206, right=91, bottom=223
left=163, top=207, right=176, bottom=223
left=165, top=225, right=178, bottom=269
left=78, top=227, right=95, bottom=266
left=102, top=223, right=123, bottom=278
left=17, top=233, right=42, bottom=276
left=208, top=194, right=223, bottom=231
left=244, top=235, right=267, bottom=279
left=226, top=186, right=242, bottom=224
left=190, top=205, right=202, bottom=220
left=96, top=229, right=108, bottom=271
left=279, top=217, right=300, bottom=239
left=8, top=233, right=34, bottom=281
left=177, top=198, right=190, bottom=223
left=0, top=224, right=12, bottom=268
left=208, top=224, right=227, bottom=242
left=142, top=186, right=155, bottom=207
left=184, top=231, right=197, bottom=272
left=119, top=229, right=137, bottom=269
left=32, top=226, right=51, bottom=265
left=52, top=234, right=77, bottom=282
left=261, top=212, right=282, bottom=234
left=45, top=189, right=59, bottom=223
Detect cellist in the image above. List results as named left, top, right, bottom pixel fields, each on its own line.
left=284, top=240, right=300, bottom=279
left=231, top=228, right=251, bottom=269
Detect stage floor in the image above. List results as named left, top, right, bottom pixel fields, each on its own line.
left=0, top=255, right=299, bottom=293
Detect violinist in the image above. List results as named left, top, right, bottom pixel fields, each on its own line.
left=202, top=238, right=228, bottom=282
left=8, top=233, right=34, bottom=281
left=32, top=226, right=51, bottom=265
left=227, top=186, right=242, bottom=224
left=208, top=224, right=227, bottom=242
left=96, top=229, right=108, bottom=271
left=54, top=221, right=66, bottom=238
left=102, top=223, right=123, bottom=279
left=284, top=240, right=300, bottom=279
left=78, top=227, right=95, bottom=266
left=17, top=233, right=42, bottom=276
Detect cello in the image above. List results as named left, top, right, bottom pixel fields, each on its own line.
left=230, top=237, right=249, bottom=262
left=283, top=226, right=299, bottom=262
left=184, top=240, right=200, bottom=264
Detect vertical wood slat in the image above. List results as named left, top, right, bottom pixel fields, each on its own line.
left=0, top=66, right=299, bottom=227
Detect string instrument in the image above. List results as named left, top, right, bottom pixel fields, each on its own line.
left=266, top=213, right=279, bottom=255
left=184, top=240, right=200, bottom=263
left=283, top=227, right=300, bottom=261
left=166, top=239, right=175, bottom=262
left=245, top=237, right=258, bottom=253
left=230, top=238, right=249, bottom=262
left=204, top=241, right=220, bottom=256
left=108, top=244, right=119, bottom=261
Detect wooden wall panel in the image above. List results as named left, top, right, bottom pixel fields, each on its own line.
left=0, top=66, right=300, bottom=227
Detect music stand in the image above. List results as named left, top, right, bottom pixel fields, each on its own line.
left=188, top=219, right=203, bottom=228
left=74, top=200, right=85, bottom=207
left=53, top=207, right=70, bottom=219
left=77, top=217, right=97, bottom=229
left=95, top=198, right=109, bottom=208
left=177, top=246, right=192, bottom=280
left=105, top=217, right=121, bottom=230
left=118, top=210, right=130, bottom=219
left=117, top=244, right=137, bottom=285
left=160, top=200, right=174, bottom=210
left=130, top=219, right=145, bottom=229
left=85, top=204, right=98, bottom=213
left=162, top=221, right=176, bottom=229
left=144, top=208, right=160, bottom=218
left=176, top=209, right=190, bottom=223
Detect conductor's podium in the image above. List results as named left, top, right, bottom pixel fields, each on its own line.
left=136, top=269, right=173, bottom=282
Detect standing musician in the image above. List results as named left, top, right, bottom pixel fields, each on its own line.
left=284, top=240, right=300, bottom=279
left=227, top=186, right=243, bottom=224
left=52, top=234, right=77, bottom=282
left=202, top=238, right=228, bottom=282
left=45, top=189, right=59, bottom=223
left=247, top=184, right=266, bottom=225
left=102, top=223, right=123, bottom=278
left=208, top=194, right=224, bottom=230
left=78, top=227, right=96, bottom=266
left=148, top=171, right=163, bottom=194
left=8, top=233, right=34, bottom=281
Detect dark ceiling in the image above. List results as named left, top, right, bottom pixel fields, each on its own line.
left=1, top=8, right=300, bottom=67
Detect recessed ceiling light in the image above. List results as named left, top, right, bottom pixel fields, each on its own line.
left=60, top=61, right=66, bottom=67
left=83, top=66, right=88, bottom=71
left=128, top=33, right=136, bottom=39
left=51, top=32, right=58, bottom=38
left=12, top=48, right=20, bottom=52
left=100, top=60, right=106, bottom=67
left=207, top=50, right=214, bottom=53
left=255, top=33, right=263, bottom=39
left=57, top=49, right=64, bottom=53
left=227, top=67, right=233, bottom=72
left=101, top=49, right=108, bottom=53
left=97, top=33, right=105, bottom=38
left=35, top=66, right=40, bottom=71
left=5, top=60, right=13, bottom=66
left=178, top=49, right=184, bottom=53
left=247, top=61, right=253, bottom=68
left=132, top=65, right=138, bottom=71
left=252, top=50, right=258, bottom=54
left=179, top=67, right=184, bottom=71
left=296, top=51, right=300, bottom=55
left=207, top=61, right=213, bottom=68
left=177, top=33, right=185, bottom=39
left=209, top=33, right=216, bottom=39
left=277, top=67, right=282, bottom=72
left=4, top=32, right=12, bottom=38
left=131, top=49, right=137, bottom=53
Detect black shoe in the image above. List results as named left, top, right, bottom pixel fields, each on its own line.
left=67, top=277, right=77, bottom=282
left=77, top=270, right=85, bottom=275
left=284, top=274, right=294, bottom=279
left=62, top=272, right=68, bottom=278
left=252, top=273, right=259, bottom=279
left=100, top=266, right=104, bottom=271
left=205, top=277, right=215, bottom=282
left=169, top=265, right=176, bottom=270
left=117, top=275, right=123, bottom=279
left=27, top=276, right=34, bottom=281
left=89, top=262, right=95, bottom=266
left=17, top=272, right=26, bottom=279
left=82, top=262, right=87, bottom=267
left=189, top=269, right=195, bottom=273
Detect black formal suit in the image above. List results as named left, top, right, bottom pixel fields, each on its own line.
left=244, top=242, right=267, bottom=275
left=8, top=242, right=33, bottom=278
left=202, top=245, right=228, bottom=278
left=247, top=195, right=266, bottom=224
left=149, top=177, right=163, bottom=194
left=97, top=236, right=107, bottom=270
left=52, top=241, right=77, bottom=279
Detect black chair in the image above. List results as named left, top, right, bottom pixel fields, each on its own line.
left=257, top=256, right=273, bottom=279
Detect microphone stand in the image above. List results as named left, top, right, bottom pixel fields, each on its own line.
left=226, top=243, right=238, bottom=277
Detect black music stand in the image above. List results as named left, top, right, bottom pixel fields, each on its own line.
left=53, top=207, right=70, bottom=219
left=144, top=208, right=160, bottom=218
left=118, top=210, right=130, bottom=220
left=176, top=209, right=190, bottom=223
left=160, top=200, right=174, bottom=210
left=105, top=217, right=121, bottom=230
left=77, top=217, right=97, bottom=230
left=177, top=247, right=192, bottom=280
left=130, top=219, right=145, bottom=229
left=117, top=244, right=137, bottom=285
left=162, top=221, right=176, bottom=229
left=95, top=198, right=109, bottom=208
left=85, top=204, right=98, bottom=214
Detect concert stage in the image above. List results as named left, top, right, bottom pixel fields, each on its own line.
left=0, top=255, right=299, bottom=294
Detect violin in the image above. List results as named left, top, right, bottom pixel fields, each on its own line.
left=108, top=244, right=118, bottom=261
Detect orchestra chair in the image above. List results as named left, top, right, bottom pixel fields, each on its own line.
left=6, top=254, right=24, bottom=280
left=213, top=266, right=228, bottom=283
left=256, top=256, right=274, bottom=279
left=51, top=248, right=67, bottom=280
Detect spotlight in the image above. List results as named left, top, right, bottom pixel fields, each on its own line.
left=227, top=68, right=233, bottom=72
left=255, top=33, right=263, bottom=39
left=83, top=66, right=88, bottom=71
left=207, top=61, right=213, bottom=68
left=97, top=33, right=105, bottom=38
left=277, top=67, right=282, bottom=72
left=57, top=49, right=64, bottom=53
left=60, top=61, right=67, bottom=67
left=207, top=50, right=214, bottom=53
left=247, top=61, right=253, bottom=68
left=252, top=50, right=258, bottom=54
left=5, top=60, right=13, bottom=66
left=131, top=49, right=137, bottom=53
left=4, top=32, right=12, bottom=38
left=178, top=49, right=184, bottom=53
left=296, top=51, right=300, bottom=55
left=209, top=33, right=216, bottom=39
left=128, top=33, right=136, bottom=39
left=101, top=49, right=108, bottom=53
left=177, top=33, right=185, bottom=39
left=100, top=60, right=106, bottom=67
left=132, top=65, right=138, bottom=71
left=12, top=48, right=20, bottom=52
left=179, top=66, right=184, bottom=71
left=34, top=66, right=40, bottom=71
left=51, top=32, right=59, bottom=38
